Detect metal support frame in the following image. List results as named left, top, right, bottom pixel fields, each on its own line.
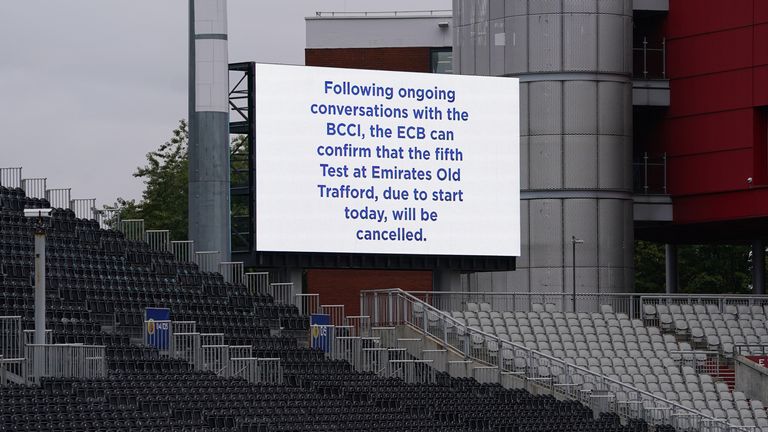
left=229, top=62, right=255, bottom=254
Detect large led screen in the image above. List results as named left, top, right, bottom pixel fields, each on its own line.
left=254, top=63, right=520, bottom=256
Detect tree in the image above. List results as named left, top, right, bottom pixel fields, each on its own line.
left=110, top=120, right=249, bottom=243
left=112, top=119, right=189, bottom=240
left=634, top=241, right=752, bottom=294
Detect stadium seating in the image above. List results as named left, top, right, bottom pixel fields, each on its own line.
left=450, top=301, right=768, bottom=429
left=1, top=184, right=670, bottom=431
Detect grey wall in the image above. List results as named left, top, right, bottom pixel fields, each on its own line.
left=454, top=0, right=634, bottom=294
left=306, top=15, right=453, bottom=49
left=735, top=356, right=768, bottom=402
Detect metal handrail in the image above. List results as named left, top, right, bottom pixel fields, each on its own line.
left=314, top=10, right=451, bottom=17
left=361, top=288, right=754, bottom=431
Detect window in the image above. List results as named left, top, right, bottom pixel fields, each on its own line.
left=430, top=48, right=453, bottom=74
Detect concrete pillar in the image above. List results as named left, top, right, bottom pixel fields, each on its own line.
left=188, top=0, right=231, bottom=261
left=665, top=244, right=678, bottom=294
left=753, top=240, right=765, bottom=295
left=434, top=269, right=462, bottom=292
left=453, top=0, right=634, bottom=294
left=285, top=268, right=304, bottom=298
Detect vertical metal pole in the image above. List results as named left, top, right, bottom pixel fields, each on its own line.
left=753, top=240, right=766, bottom=295
left=662, top=153, right=668, bottom=194
left=572, top=236, right=577, bottom=313
left=642, top=37, right=648, bottom=79
left=665, top=244, right=678, bottom=294
left=662, top=37, right=667, bottom=78
left=643, top=152, right=649, bottom=194
left=34, top=229, right=46, bottom=345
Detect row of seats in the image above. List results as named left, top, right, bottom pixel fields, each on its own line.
left=451, top=302, right=768, bottom=429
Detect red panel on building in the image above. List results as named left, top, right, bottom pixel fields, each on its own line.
left=668, top=69, right=754, bottom=117
left=661, top=1, right=768, bottom=227
left=306, top=269, right=433, bottom=317
left=666, top=27, right=753, bottom=80
left=667, top=0, right=753, bottom=38
left=662, top=109, right=754, bottom=157
left=305, top=47, right=432, bottom=73
left=668, top=149, right=754, bottom=196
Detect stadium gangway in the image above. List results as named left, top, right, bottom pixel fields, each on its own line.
left=361, top=288, right=757, bottom=432
left=144, top=320, right=282, bottom=384
left=25, top=344, right=106, bottom=384
left=0, top=316, right=25, bottom=385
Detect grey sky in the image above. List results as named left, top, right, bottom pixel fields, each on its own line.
left=0, top=0, right=449, bottom=206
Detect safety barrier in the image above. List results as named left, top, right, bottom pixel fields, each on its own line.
left=295, top=293, right=320, bottom=316
left=0, top=167, right=22, bottom=188
left=245, top=272, right=270, bottom=295
left=194, top=251, right=220, bottom=273
left=141, top=321, right=283, bottom=383
left=23, top=329, right=52, bottom=345
left=345, top=316, right=371, bottom=337
left=229, top=357, right=283, bottom=384
left=45, top=188, right=71, bottom=210
left=25, top=344, right=106, bottom=384
left=361, top=288, right=754, bottom=432
left=21, top=177, right=46, bottom=198
left=219, top=262, right=244, bottom=285
left=320, top=304, right=345, bottom=327
left=119, top=219, right=145, bottom=241
left=95, top=207, right=120, bottom=230
left=145, top=230, right=171, bottom=252
left=69, top=198, right=96, bottom=220
left=0, top=317, right=24, bottom=383
left=269, top=283, right=293, bottom=305
left=171, top=240, right=195, bottom=263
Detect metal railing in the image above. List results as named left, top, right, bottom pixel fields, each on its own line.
left=315, top=9, right=451, bottom=17
left=382, top=290, right=646, bottom=319
left=171, top=240, right=195, bottom=263
left=194, top=251, right=220, bottom=273
left=25, top=344, right=107, bottom=384
left=634, top=152, right=667, bottom=195
left=245, top=272, right=270, bottom=295
left=269, top=282, right=294, bottom=305
left=69, top=198, right=96, bottom=220
left=219, top=262, right=244, bottom=284
left=95, top=207, right=120, bottom=230
left=633, top=37, right=666, bottom=80
left=21, top=178, right=46, bottom=198
left=143, top=320, right=283, bottom=384
left=320, top=304, right=345, bottom=327
left=295, top=293, right=320, bottom=316
left=45, top=188, right=71, bottom=209
left=145, top=230, right=171, bottom=252
left=0, top=167, right=22, bottom=188
left=119, top=219, right=145, bottom=241
left=361, top=289, right=753, bottom=431
left=320, top=324, right=437, bottom=384
left=0, top=317, right=24, bottom=383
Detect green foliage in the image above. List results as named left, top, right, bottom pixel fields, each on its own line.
left=634, top=240, right=666, bottom=293
left=110, top=120, right=249, bottom=243
left=634, top=241, right=752, bottom=294
left=113, top=119, right=189, bottom=240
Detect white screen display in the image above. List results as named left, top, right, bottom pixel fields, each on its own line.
left=254, top=63, right=520, bottom=256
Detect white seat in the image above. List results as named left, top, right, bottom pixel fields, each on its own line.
left=466, top=302, right=480, bottom=312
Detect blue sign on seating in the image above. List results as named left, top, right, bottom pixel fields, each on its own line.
left=145, top=307, right=170, bottom=350
left=310, top=314, right=332, bottom=353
